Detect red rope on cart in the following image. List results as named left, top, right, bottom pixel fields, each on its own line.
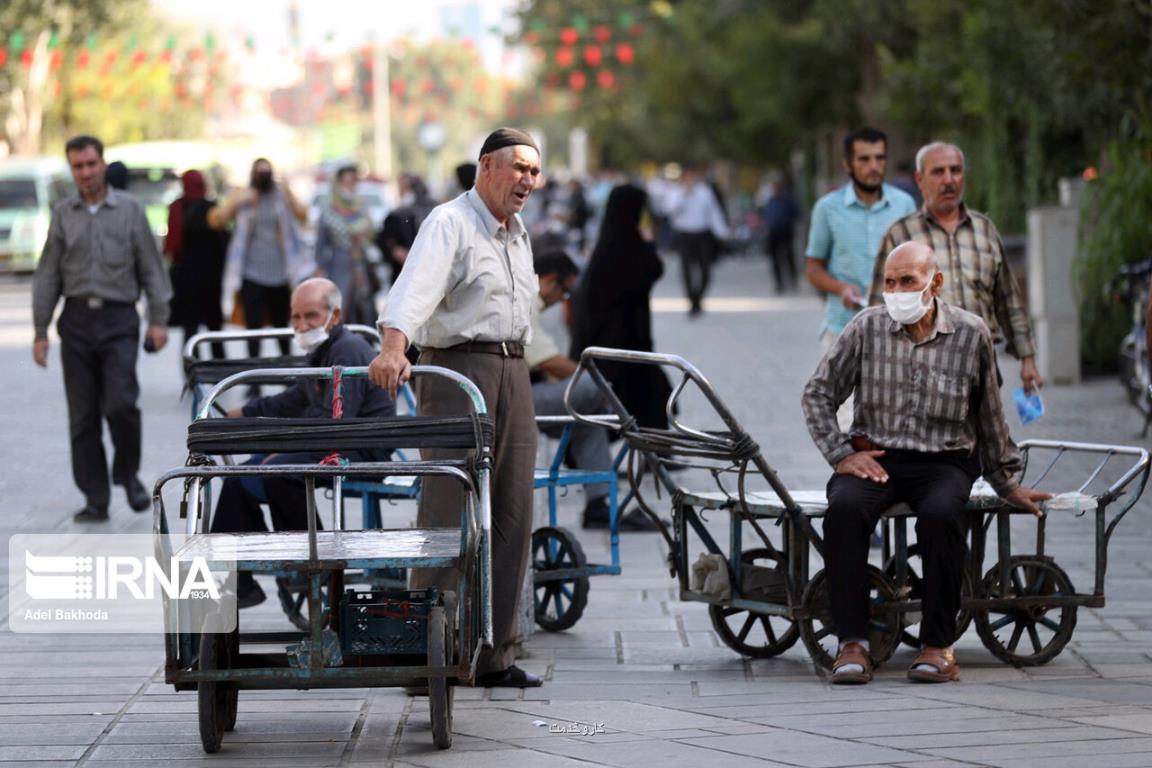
left=320, top=366, right=345, bottom=466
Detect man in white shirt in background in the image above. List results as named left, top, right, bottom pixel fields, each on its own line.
left=668, top=165, right=730, bottom=318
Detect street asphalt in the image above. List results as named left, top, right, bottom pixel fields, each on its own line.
left=1, top=253, right=1150, bottom=767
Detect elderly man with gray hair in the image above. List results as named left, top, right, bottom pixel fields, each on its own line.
left=803, top=241, right=1050, bottom=685
left=867, top=141, right=1042, bottom=394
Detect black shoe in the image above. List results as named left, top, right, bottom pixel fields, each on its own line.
left=476, top=665, right=542, bottom=688
left=581, top=497, right=610, bottom=530
left=73, top=504, right=109, bottom=523
left=236, top=578, right=266, bottom=609
left=617, top=509, right=664, bottom=533
left=124, top=478, right=150, bottom=512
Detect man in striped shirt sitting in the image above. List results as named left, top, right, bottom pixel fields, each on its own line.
left=802, top=241, right=1051, bottom=685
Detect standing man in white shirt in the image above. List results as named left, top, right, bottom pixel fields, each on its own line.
left=369, top=128, right=543, bottom=688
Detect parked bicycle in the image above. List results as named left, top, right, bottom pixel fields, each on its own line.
left=1108, top=258, right=1152, bottom=434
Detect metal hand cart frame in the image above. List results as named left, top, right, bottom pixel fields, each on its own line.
left=530, top=414, right=627, bottom=631
left=154, top=364, right=493, bottom=751
left=568, top=347, right=1151, bottom=671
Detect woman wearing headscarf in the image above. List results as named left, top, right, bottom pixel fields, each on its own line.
left=315, top=165, right=377, bottom=325
left=165, top=170, right=229, bottom=358
left=570, top=182, right=672, bottom=428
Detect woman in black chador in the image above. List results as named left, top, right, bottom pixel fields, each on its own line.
left=570, top=183, right=672, bottom=428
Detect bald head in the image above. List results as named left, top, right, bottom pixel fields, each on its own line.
left=291, top=277, right=343, bottom=333
left=882, top=241, right=941, bottom=295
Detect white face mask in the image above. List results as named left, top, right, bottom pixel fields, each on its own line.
left=294, top=312, right=332, bottom=353
left=883, top=274, right=936, bottom=325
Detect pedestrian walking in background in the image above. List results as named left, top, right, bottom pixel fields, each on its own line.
left=570, top=182, right=673, bottom=429
left=762, top=175, right=801, bottom=293
left=31, top=134, right=172, bottom=523
left=868, top=141, right=1043, bottom=394
left=314, top=164, right=377, bottom=325
left=208, top=157, right=309, bottom=360
left=669, top=165, right=730, bottom=317
left=165, top=169, right=229, bottom=359
left=370, top=127, right=544, bottom=688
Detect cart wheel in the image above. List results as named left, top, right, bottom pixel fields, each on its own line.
left=883, top=544, right=974, bottom=648
left=798, top=566, right=903, bottom=671
left=532, top=526, right=589, bottom=632
left=222, top=628, right=239, bottom=732
left=428, top=606, right=453, bottom=750
left=973, top=556, right=1077, bottom=666
left=276, top=575, right=327, bottom=632
left=197, top=631, right=232, bottom=753
left=709, top=548, right=799, bottom=657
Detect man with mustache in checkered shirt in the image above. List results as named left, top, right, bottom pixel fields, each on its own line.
left=803, top=241, right=1051, bottom=685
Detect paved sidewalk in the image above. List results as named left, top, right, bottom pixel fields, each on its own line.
left=1, top=255, right=1151, bottom=768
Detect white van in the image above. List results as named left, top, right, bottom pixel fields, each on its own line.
left=0, top=156, right=73, bottom=272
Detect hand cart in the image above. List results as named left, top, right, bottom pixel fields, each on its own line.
left=154, top=364, right=494, bottom=752
left=568, top=347, right=1151, bottom=671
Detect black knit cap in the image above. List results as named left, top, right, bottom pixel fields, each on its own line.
left=478, top=127, right=539, bottom=160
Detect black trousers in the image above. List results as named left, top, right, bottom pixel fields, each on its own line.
left=765, top=228, right=796, bottom=292
left=209, top=452, right=329, bottom=534
left=676, top=231, right=716, bottom=312
left=239, top=279, right=291, bottom=357
left=823, top=450, right=977, bottom=648
left=58, top=301, right=142, bottom=509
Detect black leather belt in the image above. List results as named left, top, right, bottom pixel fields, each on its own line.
left=442, top=340, right=525, bottom=358
left=66, top=297, right=135, bottom=310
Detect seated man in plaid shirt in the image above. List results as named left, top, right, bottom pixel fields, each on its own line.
left=802, top=241, right=1051, bottom=685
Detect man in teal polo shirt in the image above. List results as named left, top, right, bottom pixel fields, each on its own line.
left=806, top=127, right=916, bottom=349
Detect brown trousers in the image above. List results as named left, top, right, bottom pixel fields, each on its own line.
left=412, top=348, right=537, bottom=675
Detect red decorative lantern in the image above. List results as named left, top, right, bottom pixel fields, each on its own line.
left=555, top=47, right=573, bottom=68
left=568, top=70, right=586, bottom=91
left=597, top=69, right=616, bottom=89
left=615, top=43, right=634, bottom=65
left=21, top=49, right=34, bottom=67
left=583, top=45, right=602, bottom=66
left=594, top=24, right=612, bottom=43
left=76, top=49, right=90, bottom=68
left=0, top=49, right=7, bottom=67
left=559, top=27, right=579, bottom=46
left=391, top=79, right=406, bottom=97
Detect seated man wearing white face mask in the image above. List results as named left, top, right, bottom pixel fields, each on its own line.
left=801, top=242, right=1050, bottom=685
left=211, top=277, right=396, bottom=608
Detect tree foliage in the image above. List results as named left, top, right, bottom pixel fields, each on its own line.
left=0, top=0, right=208, bottom=154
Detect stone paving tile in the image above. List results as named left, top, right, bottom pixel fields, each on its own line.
left=0, top=747, right=87, bottom=761
left=87, top=741, right=348, bottom=761
left=1068, top=712, right=1152, bottom=734
left=0, top=722, right=108, bottom=746
left=924, top=736, right=1152, bottom=764
left=679, top=731, right=920, bottom=767
left=518, top=737, right=799, bottom=767
left=389, top=746, right=611, bottom=768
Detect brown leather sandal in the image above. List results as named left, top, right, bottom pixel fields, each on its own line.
left=907, top=647, right=960, bottom=683
left=831, top=641, right=873, bottom=685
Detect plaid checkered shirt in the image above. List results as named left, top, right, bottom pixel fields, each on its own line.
left=866, top=205, right=1036, bottom=360
left=801, top=301, right=1022, bottom=496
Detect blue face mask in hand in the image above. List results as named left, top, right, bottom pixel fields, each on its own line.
left=1013, top=386, right=1044, bottom=424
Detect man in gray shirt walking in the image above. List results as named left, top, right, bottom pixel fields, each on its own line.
left=32, top=134, right=172, bottom=523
